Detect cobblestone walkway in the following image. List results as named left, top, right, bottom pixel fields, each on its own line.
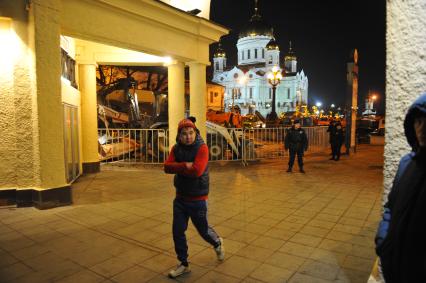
left=0, top=145, right=384, bottom=283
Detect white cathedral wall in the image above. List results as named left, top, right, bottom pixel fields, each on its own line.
left=237, top=36, right=271, bottom=65
left=215, top=71, right=303, bottom=116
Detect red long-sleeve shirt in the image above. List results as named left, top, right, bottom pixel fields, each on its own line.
left=164, top=144, right=209, bottom=177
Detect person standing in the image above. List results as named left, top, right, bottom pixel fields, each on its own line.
left=285, top=119, right=308, bottom=173
left=164, top=118, right=225, bottom=278
left=375, top=93, right=426, bottom=283
left=330, top=121, right=344, bottom=161
left=327, top=120, right=337, bottom=159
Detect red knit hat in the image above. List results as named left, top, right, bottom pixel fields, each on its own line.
left=178, top=119, right=196, bottom=132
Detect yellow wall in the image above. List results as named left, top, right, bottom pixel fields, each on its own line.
left=0, top=12, right=39, bottom=190
left=0, top=0, right=227, bottom=194
left=61, top=0, right=227, bottom=65
left=206, top=84, right=224, bottom=111
left=0, top=0, right=68, bottom=191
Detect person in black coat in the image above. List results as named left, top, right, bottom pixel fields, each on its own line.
left=284, top=120, right=308, bottom=173
left=375, top=93, right=426, bottom=283
left=328, top=121, right=344, bottom=161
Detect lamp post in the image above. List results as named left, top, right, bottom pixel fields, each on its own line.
left=266, top=66, right=282, bottom=124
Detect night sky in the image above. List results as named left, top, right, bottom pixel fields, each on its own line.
left=209, top=0, right=386, bottom=114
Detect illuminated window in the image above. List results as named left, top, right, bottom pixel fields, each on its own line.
left=210, top=91, right=214, bottom=103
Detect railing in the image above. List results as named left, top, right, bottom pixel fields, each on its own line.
left=97, top=126, right=329, bottom=165
left=98, top=128, right=168, bottom=164
left=206, top=127, right=244, bottom=162
left=243, top=127, right=329, bottom=161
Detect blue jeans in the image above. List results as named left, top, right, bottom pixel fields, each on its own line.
left=173, top=198, right=220, bottom=264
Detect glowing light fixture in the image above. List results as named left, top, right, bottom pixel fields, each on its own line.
left=163, top=56, right=173, bottom=65
left=0, top=17, right=19, bottom=79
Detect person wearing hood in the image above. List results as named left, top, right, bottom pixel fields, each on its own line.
left=284, top=119, right=308, bottom=173
left=375, top=93, right=426, bottom=283
left=164, top=118, right=225, bottom=278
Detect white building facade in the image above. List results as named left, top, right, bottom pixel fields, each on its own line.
left=212, top=7, right=308, bottom=116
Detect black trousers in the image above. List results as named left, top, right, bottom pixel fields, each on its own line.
left=331, top=142, right=342, bottom=160
left=173, top=198, right=220, bottom=264
left=288, top=149, right=304, bottom=169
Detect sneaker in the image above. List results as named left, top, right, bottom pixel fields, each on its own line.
left=300, top=169, right=305, bottom=173
left=168, top=263, right=191, bottom=278
left=215, top=238, right=225, bottom=261
left=286, top=168, right=292, bottom=173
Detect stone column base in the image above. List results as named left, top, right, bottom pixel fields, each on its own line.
left=0, top=186, right=72, bottom=209
left=83, top=161, right=100, bottom=174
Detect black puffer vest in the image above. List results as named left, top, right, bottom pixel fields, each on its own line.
left=173, top=135, right=209, bottom=197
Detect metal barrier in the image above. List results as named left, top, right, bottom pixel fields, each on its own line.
left=243, top=126, right=329, bottom=162
left=97, top=126, right=329, bottom=165
left=206, top=128, right=244, bottom=162
left=98, top=128, right=168, bottom=164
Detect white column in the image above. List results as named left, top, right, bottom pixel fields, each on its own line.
left=188, top=62, right=207, bottom=141
left=167, top=61, right=185, bottom=146
left=79, top=63, right=100, bottom=173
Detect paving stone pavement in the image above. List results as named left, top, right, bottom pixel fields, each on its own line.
left=0, top=145, right=384, bottom=283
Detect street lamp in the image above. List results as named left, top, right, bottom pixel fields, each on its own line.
left=266, top=66, right=282, bottom=122
left=316, top=102, right=322, bottom=108
left=331, top=104, right=335, bottom=108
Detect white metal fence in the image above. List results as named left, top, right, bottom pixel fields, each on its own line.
left=98, top=126, right=329, bottom=165
left=243, top=127, right=329, bottom=161
left=98, top=128, right=169, bottom=164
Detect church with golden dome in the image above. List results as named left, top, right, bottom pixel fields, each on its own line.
left=212, top=2, right=309, bottom=116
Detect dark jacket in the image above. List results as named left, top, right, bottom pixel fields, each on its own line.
left=329, top=123, right=344, bottom=144
left=375, top=93, right=426, bottom=283
left=173, top=135, right=209, bottom=197
left=285, top=126, right=308, bottom=152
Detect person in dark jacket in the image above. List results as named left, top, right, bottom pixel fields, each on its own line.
left=375, top=93, right=426, bottom=283
left=329, top=121, right=344, bottom=161
left=285, top=120, right=308, bottom=173
left=164, top=118, right=224, bottom=278
left=327, top=120, right=337, bottom=159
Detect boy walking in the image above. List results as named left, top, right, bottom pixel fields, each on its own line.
left=164, top=118, right=225, bottom=278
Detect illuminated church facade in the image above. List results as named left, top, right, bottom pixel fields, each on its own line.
left=212, top=4, right=309, bottom=116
